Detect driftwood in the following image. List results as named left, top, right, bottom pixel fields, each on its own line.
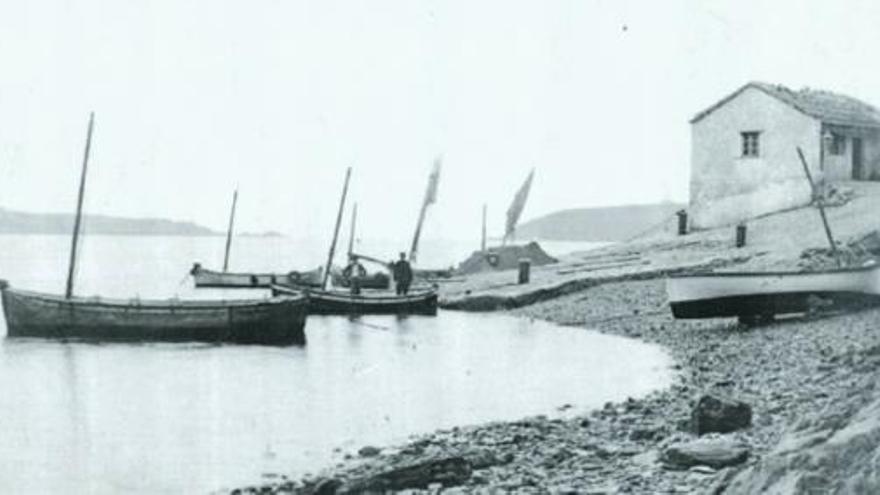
left=570, top=252, right=642, bottom=264
left=339, top=456, right=472, bottom=492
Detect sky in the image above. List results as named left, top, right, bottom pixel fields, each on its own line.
left=2, top=0, right=880, bottom=242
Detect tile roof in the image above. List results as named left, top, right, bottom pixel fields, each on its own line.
left=691, top=82, right=880, bottom=128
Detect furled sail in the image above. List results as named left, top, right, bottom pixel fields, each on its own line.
left=409, top=156, right=442, bottom=263
left=504, top=169, right=534, bottom=243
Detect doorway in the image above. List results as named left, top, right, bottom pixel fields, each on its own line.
left=852, top=137, right=864, bottom=179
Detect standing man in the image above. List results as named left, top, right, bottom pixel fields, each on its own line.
left=343, top=255, right=367, bottom=295
left=392, top=252, right=413, bottom=295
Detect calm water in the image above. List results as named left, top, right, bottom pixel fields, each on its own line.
left=0, top=235, right=670, bottom=494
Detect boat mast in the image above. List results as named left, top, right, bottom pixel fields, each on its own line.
left=481, top=203, right=487, bottom=253
left=347, top=203, right=358, bottom=258
left=222, top=188, right=238, bottom=272
left=322, top=167, right=352, bottom=289
left=65, top=112, right=95, bottom=300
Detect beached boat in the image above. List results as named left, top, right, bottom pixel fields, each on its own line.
left=0, top=280, right=309, bottom=345
left=0, top=113, right=311, bottom=346
left=272, top=284, right=438, bottom=316
left=190, top=263, right=322, bottom=288
left=666, top=264, right=880, bottom=319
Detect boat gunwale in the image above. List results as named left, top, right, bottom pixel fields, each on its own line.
left=668, top=263, right=879, bottom=279
left=271, top=284, right=436, bottom=304
left=193, top=266, right=319, bottom=278
left=2, top=287, right=307, bottom=310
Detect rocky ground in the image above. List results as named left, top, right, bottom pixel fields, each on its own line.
left=231, top=182, right=880, bottom=494
left=438, top=181, right=880, bottom=311
left=234, top=276, right=880, bottom=494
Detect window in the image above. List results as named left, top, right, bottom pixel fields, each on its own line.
left=829, top=133, right=846, bottom=155
left=741, top=131, right=760, bottom=157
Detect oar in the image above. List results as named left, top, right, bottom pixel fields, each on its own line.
left=347, top=318, right=390, bottom=330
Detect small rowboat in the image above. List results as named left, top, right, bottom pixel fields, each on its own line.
left=272, top=284, right=438, bottom=316
left=0, top=280, right=309, bottom=345
left=190, top=263, right=322, bottom=289
left=667, top=264, right=880, bottom=320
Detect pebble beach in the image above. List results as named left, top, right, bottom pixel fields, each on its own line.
left=235, top=183, right=880, bottom=494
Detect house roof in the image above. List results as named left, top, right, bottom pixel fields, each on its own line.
left=691, top=82, right=880, bottom=128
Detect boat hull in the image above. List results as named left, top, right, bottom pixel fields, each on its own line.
left=1, top=287, right=309, bottom=346
left=667, top=265, right=880, bottom=319
left=191, top=264, right=322, bottom=289
left=272, top=284, right=438, bottom=316
left=330, top=272, right=391, bottom=290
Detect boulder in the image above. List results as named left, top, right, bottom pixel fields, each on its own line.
left=723, top=379, right=880, bottom=493
left=662, top=438, right=750, bottom=470
left=692, top=394, right=752, bottom=435
left=312, top=477, right=343, bottom=495
left=357, top=445, right=381, bottom=457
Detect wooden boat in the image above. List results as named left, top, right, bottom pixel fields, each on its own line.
left=272, top=284, right=438, bottom=316
left=190, top=263, right=322, bottom=288
left=0, top=113, right=310, bottom=346
left=282, top=167, right=435, bottom=316
left=667, top=264, right=880, bottom=320
left=0, top=280, right=309, bottom=345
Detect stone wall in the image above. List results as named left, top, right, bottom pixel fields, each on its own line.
left=690, top=87, right=821, bottom=229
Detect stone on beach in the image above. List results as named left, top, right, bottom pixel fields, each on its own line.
left=357, top=446, right=381, bottom=457
left=691, top=394, right=752, bottom=435
left=339, top=456, right=472, bottom=492
left=662, top=438, right=750, bottom=470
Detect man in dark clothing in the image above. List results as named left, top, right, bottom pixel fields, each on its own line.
left=343, top=255, right=367, bottom=294
left=391, top=252, right=413, bottom=295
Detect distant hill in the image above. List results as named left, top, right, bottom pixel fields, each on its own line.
left=0, top=207, right=221, bottom=236
left=515, top=202, right=686, bottom=242
left=240, top=230, right=284, bottom=238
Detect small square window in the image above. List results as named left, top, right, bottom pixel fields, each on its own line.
left=741, top=132, right=760, bottom=157
left=829, top=134, right=846, bottom=155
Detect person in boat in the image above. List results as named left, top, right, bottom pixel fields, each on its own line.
left=342, top=255, right=367, bottom=294
left=391, top=252, right=413, bottom=295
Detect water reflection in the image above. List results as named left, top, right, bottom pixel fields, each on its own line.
left=0, top=311, right=672, bottom=494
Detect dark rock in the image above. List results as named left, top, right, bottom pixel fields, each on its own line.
left=357, top=446, right=381, bottom=457
left=340, top=456, right=472, bottom=492
left=629, top=426, right=661, bottom=442
left=692, top=394, right=752, bottom=435
left=311, top=477, right=343, bottom=495
left=662, top=439, right=750, bottom=470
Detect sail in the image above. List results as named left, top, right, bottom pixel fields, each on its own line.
left=409, top=157, right=442, bottom=263
left=504, top=169, right=534, bottom=241
left=422, top=157, right=441, bottom=206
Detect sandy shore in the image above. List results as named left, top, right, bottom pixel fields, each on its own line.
left=233, top=183, right=880, bottom=493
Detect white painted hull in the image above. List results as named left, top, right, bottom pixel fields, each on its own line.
left=667, top=264, right=880, bottom=319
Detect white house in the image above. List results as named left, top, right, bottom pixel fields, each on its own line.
left=689, top=81, right=880, bottom=229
